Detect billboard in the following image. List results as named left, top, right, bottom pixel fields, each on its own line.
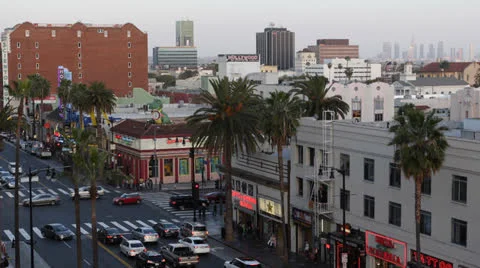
left=224, top=54, right=259, bottom=62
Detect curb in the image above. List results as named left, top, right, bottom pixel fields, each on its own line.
left=208, top=235, right=272, bottom=268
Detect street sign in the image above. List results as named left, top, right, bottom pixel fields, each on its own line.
left=20, top=176, right=39, bottom=183
left=342, top=253, right=348, bottom=264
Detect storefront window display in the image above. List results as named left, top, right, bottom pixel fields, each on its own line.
left=164, top=159, right=173, bottom=177
left=179, top=158, right=189, bottom=175
left=365, top=230, right=407, bottom=268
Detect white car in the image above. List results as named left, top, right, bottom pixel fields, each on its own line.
left=70, top=186, right=104, bottom=199
left=178, top=237, right=210, bottom=255
left=224, top=257, right=263, bottom=268
left=8, top=162, right=22, bottom=174
left=131, top=227, right=159, bottom=243
left=119, top=238, right=146, bottom=257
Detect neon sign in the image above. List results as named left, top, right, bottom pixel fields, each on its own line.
left=232, top=190, right=256, bottom=210
left=410, top=250, right=453, bottom=268
left=365, top=230, right=407, bottom=268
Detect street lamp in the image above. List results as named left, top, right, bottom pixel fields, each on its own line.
left=189, top=147, right=197, bottom=222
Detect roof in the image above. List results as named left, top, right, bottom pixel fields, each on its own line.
left=110, top=119, right=196, bottom=138
left=409, top=77, right=469, bottom=87
left=394, top=81, right=414, bottom=87
left=419, top=62, right=472, bottom=73
left=415, top=105, right=431, bottom=111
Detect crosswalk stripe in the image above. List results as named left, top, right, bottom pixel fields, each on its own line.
left=98, top=222, right=109, bottom=228
left=171, top=219, right=180, bottom=223
left=160, top=219, right=168, bottom=222
left=19, top=228, right=31, bottom=240
left=136, top=220, right=150, bottom=227
left=123, top=221, right=137, bottom=229
left=0, top=196, right=3, bottom=199
left=37, top=189, right=46, bottom=194
left=4, top=230, right=14, bottom=241
left=114, top=190, right=121, bottom=194
left=148, top=220, right=157, bottom=225
left=103, top=189, right=111, bottom=193
left=68, top=188, right=74, bottom=192
left=111, top=221, right=129, bottom=232
left=33, top=227, right=44, bottom=238
left=57, top=189, right=69, bottom=195
left=48, top=189, right=58, bottom=195
left=84, top=223, right=92, bottom=229
left=5, top=192, right=13, bottom=198
left=18, top=192, right=25, bottom=197
left=30, top=190, right=37, bottom=196
left=72, top=224, right=89, bottom=235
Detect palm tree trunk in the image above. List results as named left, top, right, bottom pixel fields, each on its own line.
left=91, top=175, right=99, bottom=268
left=415, top=177, right=422, bottom=266
left=96, top=109, right=104, bottom=182
left=277, top=143, right=288, bottom=261
left=224, top=139, right=234, bottom=242
left=14, top=98, right=24, bottom=268
left=40, top=97, right=44, bottom=142
left=73, top=166, right=83, bottom=268
left=79, top=109, right=84, bottom=130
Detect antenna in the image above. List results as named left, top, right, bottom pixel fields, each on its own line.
left=269, top=22, right=275, bottom=27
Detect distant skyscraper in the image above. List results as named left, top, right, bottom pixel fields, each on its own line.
left=437, top=41, right=444, bottom=60
left=382, top=42, right=392, bottom=59
left=256, top=26, right=295, bottom=70
left=469, top=43, right=474, bottom=61
left=450, top=48, right=456, bottom=61
left=457, top=48, right=464, bottom=61
left=394, top=42, right=400, bottom=59
left=176, top=20, right=194, bottom=47
left=419, top=44, right=424, bottom=59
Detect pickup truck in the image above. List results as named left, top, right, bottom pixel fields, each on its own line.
left=160, top=243, right=199, bottom=267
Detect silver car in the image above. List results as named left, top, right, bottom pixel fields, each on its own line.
left=23, top=193, right=60, bottom=206
left=132, top=227, right=159, bottom=243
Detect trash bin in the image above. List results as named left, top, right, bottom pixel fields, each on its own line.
left=221, top=227, right=225, bottom=239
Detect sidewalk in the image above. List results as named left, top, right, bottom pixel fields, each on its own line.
left=209, top=232, right=329, bottom=268
left=3, top=241, right=50, bottom=268
left=161, top=181, right=216, bottom=191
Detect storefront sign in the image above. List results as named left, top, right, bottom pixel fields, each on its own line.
left=258, top=197, right=282, bottom=219
left=365, top=230, right=407, bottom=267
left=292, top=207, right=312, bottom=225
left=232, top=190, right=256, bottom=211
left=410, top=250, right=453, bottom=268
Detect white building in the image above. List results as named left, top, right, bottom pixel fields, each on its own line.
left=217, top=54, right=260, bottom=81
left=295, top=50, right=317, bottom=76
left=292, top=118, right=480, bottom=268
left=409, top=77, right=468, bottom=96
left=305, top=58, right=381, bottom=82
left=450, top=87, right=480, bottom=121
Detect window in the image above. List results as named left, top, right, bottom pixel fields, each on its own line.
left=35, top=63, right=39, bottom=70
left=340, top=154, right=350, bottom=176
left=35, top=53, right=39, bottom=59
left=297, top=145, right=304, bottom=164
left=210, top=156, right=220, bottom=173
left=248, top=184, right=253, bottom=196
left=25, top=30, right=30, bottom=37
left=78, top=42, right=81, bottom=48
left=35, top=41, right=39, bottom=48
left=364, top=195, right=375, bottom=218
left=194, top=157, right=204, bottom=174
left=297, top=178, right=303, bottom=196
left=374, top=96, right=384, bottom=110
left=128, top=53, right=132, bottom=58
left=389, top=163, right=401, bottom=188
left=127, top=30, right=131, bottom=38
left=308, top=147, right=315, bottom=166
left=236, top=180, right=241, bottom=191
left=340, top=189, right=350, bottom=211
left=128, top=72, right=132, bottom=78
left=78, top=63, right=82, bottom=69
left=17, top=53, right=21, bottom=59
left=78, top=53, right=81, bottom=59
left=420, top=210, right=432, bottom=236
left=241, top=182, right=247, bottom=194
left=128, top=42, right=131, bottom=48
left=451, top=218, right=467, bottom=246
left=452, top=175, right=467, bottom=203
left=51, top=30, right=56, bottom=37
left=128, top=62, right=131, bottom=68
left=128, top=81, right=132, bottom=87
left=163, top=159, right=173, bottom=177
left=374, top=113, right=383, bottom=121
left=78, top=73, right=82, bottom=79
left=388, top=202, right=402, bottom=226
left=17, top=63, right=21, bottom=70
left=421, top=177, right=431, bottom=195
left=97, top=29, right=104, bottom=33
left=77, top=30, right=82, bottom=38
left=364, top=158, right=374, bottom=181
left=17, top=73, right=21, bottom=79
left=16, top=42, right=20, bottom=48
left=104, top=30, right=108, bottom=37
left=179, top=158, right=189, bottom=175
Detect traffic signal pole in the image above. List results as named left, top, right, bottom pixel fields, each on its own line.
left=190, top=148, right=197, bottom=222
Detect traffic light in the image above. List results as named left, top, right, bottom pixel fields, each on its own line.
left=192, top=182, right=200, bottom=200
left=117, top=153, right=123, bottom=167
left=149, top=155, right=155, bottom=177
left=215, top=180, right=219, bottom=189
left=325, top=243, right=331, bottom=251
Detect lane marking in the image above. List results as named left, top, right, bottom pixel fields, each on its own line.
left=33, top=227, right=44, bottom=238
left=148, top=220, right=157, bottom=225
left=114, top=190, right=121, bottom=194
left=48, top=189, right=58, bottom=195
left=123, top=221, right=137, bottom=229
left=111, top=221, right=129, bottom=232
left=95, top=237, right=132, bottom=268
left=98, top=222, right=109, bottom=228
left=63, top=241, right=72, bottom=248
left=136, top=220, right=150, bottom=227
left=84, top=223, right=92, bottom=229
left=18, top=192, right=25, bottom=197
left=29, top=190, right=37, bottom=196
left=68, top=188, right=74, bottom=192
left=37, top=189, right=46, bottom=194
left=57, top=188, right=69, bottom=195
left=160, top=219, right=168, bottom=222
left=103, top=189, right=111, bottom=193
left=72, top=224, right=89, bottom=235
left=19, top=228, right=31, bottom=240
left=83, top=259, right=91, bottom=266
left=171, top=219, right=180, bottom=223
left=4, top=230, right=14, bottom=241
left=5, top=192, right=13, bottom=198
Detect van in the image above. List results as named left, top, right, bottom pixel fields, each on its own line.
left=180, top=222, right=208, bottom=239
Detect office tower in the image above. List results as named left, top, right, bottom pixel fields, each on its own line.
left=437, top=41, right=444, bottom=60
left=256, top=26, right=295, bottom=70
left=176, top=20, right=194, bottom=47
left=419, top=44, right=424, bottom=59
left=307, top=39, right=359, bottom=64
left=394, top=42, right=400, bottom=59
left=152, top=46, right=198, bottom=69
left=428, top=44, right=435, bottom=60
left=457, top=48, right=464, bottom=61
left=468, top=43, right=474, bottom=61
left=450, top=48, right=456, bottom=61
left=382, top=42, right=392, bottom=59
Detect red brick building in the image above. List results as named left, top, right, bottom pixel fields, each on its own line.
left=1, top=21, right=148, bottom=105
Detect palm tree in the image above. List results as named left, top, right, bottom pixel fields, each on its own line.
left=263, top=90, right=303, bottom=261
left=28, top=74, right=50, bottom=141
left=344, top=67, right=354, bottom=82
left=5, top=78, right=32, bottom=268
left=186, top=77, right=264, bottom=242
left=0, top=101, right=17, bottom=151
left=70, top=83, right=89, bottom=129
left=57, top=78, right=73, bottom=120
left=389, top=106, right=448, bottom=267
left=439, top=60, right=450, bottom=78
left=327, top=63, right=333, bottom=82
left=291, top=76, right=350, bottom=120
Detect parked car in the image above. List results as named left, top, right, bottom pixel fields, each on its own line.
left=132, top=227, right=159, bottom=243
left=119, top=238, right=146, bottom=257
left=113, top=193, right=142, bottom=205
left=178, top=237, right=210, bottom=255
left=135, top=250, right=166, bottom=268
left=8, top=162, right=22, bottom=174
left=70, top=186, right=99, bottom=200
left=180, top=222, right=208, bottom=239
left=35, top=148, right=52, bottom=159
left=153, top=221, right=180, bottom=238
left=169, top=195, right=209, bottom=210
left=1, top=176, right=15, bottom=189
left=22, top=193, right=60, bottom=206
left=97, top=227, right=123, bottom=244
left=203, top=191, right=225, bottom=203
left=41, top=223, right=74, bottom=241
left=224, top=257, right=263, bottom=268
left=160, top=243, right=199, bottom=268
left=26, top=141, right=42, bottom=155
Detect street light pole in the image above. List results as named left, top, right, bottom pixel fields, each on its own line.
left=190, top=147, right=197, bottom=222
left=153, top=126, right=158, bottom=190
left=28, top=167, right=34, bottom=268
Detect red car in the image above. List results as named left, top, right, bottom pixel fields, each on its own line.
left=113, top=193, right=142, bottom=205
left=203, top=191, right=225, bottom=203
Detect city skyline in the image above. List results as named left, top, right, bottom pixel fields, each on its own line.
left=1, top=0, right=479, bottom=58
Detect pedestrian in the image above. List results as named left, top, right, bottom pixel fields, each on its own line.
left=304, top=240, right=310, bottom=255
left=213, top=203, right=217, bottom=216
left=201, top=202, right=207, bottom=218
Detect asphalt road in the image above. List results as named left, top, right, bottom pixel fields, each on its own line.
left=0, top=141, right=244, bottom=268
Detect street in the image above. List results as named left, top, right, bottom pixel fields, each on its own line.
left=0, top=141, right=245, bottom=268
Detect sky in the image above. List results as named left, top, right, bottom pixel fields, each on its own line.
left=1, top=0, right=479, bottom=58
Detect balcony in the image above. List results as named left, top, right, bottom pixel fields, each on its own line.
left=308, top=201, right=335, bottom=214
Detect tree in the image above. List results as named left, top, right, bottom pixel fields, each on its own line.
left=178, top=70, right=199, bottom=80
left=473, top=69, right=480, bottom=87
left=344, top=67, right=354, bottom=82
left=186, top=77, right=264, bottom=242
left=291, top=76, right=350, bottom=119
left=0, top=101, right=17, bottom=151
left=57, top=78, right=73, bottom=120
left=28, top=74, right=51, bottom=141
left=5, top=78, right=32, bottom=268
left=70, top=83, right=89, bottom=129
left=389, top=106, right=448, bottom=267
left=156, top=75, right=176, bottom=89
left=262, top=91, right=302, bottom=261
left=327, top=62, right=333, bottom=81
left=439, top=60, right=450, bottom=77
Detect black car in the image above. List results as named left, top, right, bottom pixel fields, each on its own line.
left=97, top=227, right=123, bottom=244
left=169, top=195, right=209, bottom=210
left=41, top=223, right=74, bottom=241
left=135, top=251, right=166, bottom=268
left=152, top=222, right=180, bottom=238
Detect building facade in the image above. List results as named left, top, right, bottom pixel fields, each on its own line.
left=1, top=21, right=148, bottom=104
left=450, top=87, right=480, bottom=121
left=152, top=47, right=198, bottom=70
left=295, top=50, right=317, bottom=75
left=217, top=54, right=260, bottom=80
left=176, top=20, right=194, bottom=47
left=305, top=58, right=381, bottom=82
left=418, top=62, right=480, bottom=85
left=308, top=39, right=359, bottom=64
left=256, top=27, right=295, bottom=70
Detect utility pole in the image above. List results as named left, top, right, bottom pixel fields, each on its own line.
left=190, top=148, right=197, bottom=222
